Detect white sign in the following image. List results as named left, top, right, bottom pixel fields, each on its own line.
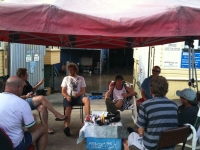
left=162, top=43, right=182, bottom=68
left=34, top=54, right=39, bottom=61
left=26, top=54, right=32, bottom=62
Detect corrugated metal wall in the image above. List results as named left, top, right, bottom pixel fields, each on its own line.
left=10, top=43, right=46, bottom=89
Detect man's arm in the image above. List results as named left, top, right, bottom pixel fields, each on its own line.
left=141, top=89, right=147, bottom=100
left=74, top=87, right=85, bottom=98
left=105, top=86, right=114, bottom=100
left=20, top=93, right=33, bottom=99
left=32, top=79, right=44, bottom=92
left=138, top=127, right=145, bottom=136
left=125, top=87, right=137, bottom=98
left=62, top=87, right=71, bottom=102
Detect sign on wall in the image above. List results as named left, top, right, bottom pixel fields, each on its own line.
left=181, top=52, right=200, bottom=69
left=162, top=43, right=182, bottom=68
left=26, top=54, right=32, bottom=62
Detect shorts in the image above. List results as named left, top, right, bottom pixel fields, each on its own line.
left=14, top=131, right=32, bottom=150
left=26, top=98, right=37, bottom=110
left=128, top=132, right=147, bottom=150
left=63, top=95, right=85, bottom=108
left=137, top=98, right=145, bottom=104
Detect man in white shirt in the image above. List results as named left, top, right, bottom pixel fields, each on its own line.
left=61, top=63, right=90, bottom=137
left=0, top=76, right=48, bottom=150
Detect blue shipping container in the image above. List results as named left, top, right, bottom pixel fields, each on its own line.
left=86, top=138, right=122, bottom=150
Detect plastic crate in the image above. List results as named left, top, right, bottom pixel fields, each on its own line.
left=86, top=137, right=122, bottom=150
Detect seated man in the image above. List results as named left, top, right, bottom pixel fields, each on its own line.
left=176, top=88, right=198, bottom=126
left=0, top=76, right=48, bottom=150
left=17, top=68, right=66, bottom=134
left=123, top=76, right=178, bottom=150
left=137, top=66, right=161, bottom=106
left=105, top=75, right=137, bottom=112
left=61, top=62, right=90, bottom=137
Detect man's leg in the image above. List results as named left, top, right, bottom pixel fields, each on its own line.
left=30, top=124, right=48, bottom=150
left=64, top=106, right=72, bottom=136
left=82, top=97, right=90, bottom=116
left=37, top=104, right=53, bottom=133
left=115, top=100, right=123, bottom=109
left=32, top=96, right=65, bottom=119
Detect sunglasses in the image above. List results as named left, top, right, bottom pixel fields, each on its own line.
left=152, top=69, right=160, bottom=73
left=180, top=96, right=185, bottom=99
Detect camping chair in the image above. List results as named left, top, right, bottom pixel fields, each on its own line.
left=64, top=104, right=84, bottom=123
left=108, top=80, right=138, bottom=124
left=178, top=107, right=200, bottom=150
left=156, top=125, right=191, bottom=150
left=0, top=128, right=35, bottom=150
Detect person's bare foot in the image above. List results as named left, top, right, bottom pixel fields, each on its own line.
left=48, top=128, right=54, bottom=134
left=55, top=113, right=66, bottom=121
left=123, top=139, right=129, bottom=150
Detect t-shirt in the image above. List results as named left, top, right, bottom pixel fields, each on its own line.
left=178, top=105, right=198, bottom=126
left=141, top=76, right=152, bottom=99
left=137, top=97, right=178, bottom=150
left=22, top=81, right=33, bottom=95
left=113, top=86, right=127, bottom=100
left=0, top=92, right=35, bottom=148
left=61, top=75, right=86, bottom=96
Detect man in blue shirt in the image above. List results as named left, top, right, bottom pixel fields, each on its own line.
left=137, top=66, right=161, bottom=106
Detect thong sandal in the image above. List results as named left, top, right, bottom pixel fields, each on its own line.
left=48, top=129, right=54, bottom=134
left=55, top=116, right=67, bottom=121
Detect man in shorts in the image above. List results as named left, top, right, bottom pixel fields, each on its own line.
left=0, top=76, right=48, bottom=150
left=61, top=62, right=90, bottom=136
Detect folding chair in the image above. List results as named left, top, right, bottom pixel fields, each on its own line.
left=0, top=128, right=35, bottom=150
left=64, top=104, right=84, bottom=123
left=108, top=80, right=138, bottom=124
left=156, top=125, right=190, bottom=150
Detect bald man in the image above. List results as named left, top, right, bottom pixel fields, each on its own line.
left=0, top=76, right=48, bottom=150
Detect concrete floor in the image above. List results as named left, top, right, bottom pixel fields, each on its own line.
left=32, top=93, right=194, bottom=150
left=37, top=68, right=195, bottom=150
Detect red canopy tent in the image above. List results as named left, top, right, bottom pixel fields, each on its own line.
left=0, top=0, right=200, bottom=48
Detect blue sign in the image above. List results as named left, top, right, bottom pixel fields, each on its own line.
left=181, top=52, right=200, bottom=68
left=30, top=61, right=36, bottom=73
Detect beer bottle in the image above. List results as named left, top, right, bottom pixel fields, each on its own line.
left=70, top=90, right=72, bottom=98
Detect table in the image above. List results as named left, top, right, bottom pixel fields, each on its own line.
left=77, top=111, right=129, bottom=150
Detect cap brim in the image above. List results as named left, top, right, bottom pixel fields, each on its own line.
left=176, top=90, right=182, bottom=97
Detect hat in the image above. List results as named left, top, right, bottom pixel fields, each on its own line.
left=115, top=75, right=124, bottom=80
left=176, top=88, right=196, bottom=101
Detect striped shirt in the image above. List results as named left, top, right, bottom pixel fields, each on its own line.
left=137, top=97, right=178, bottom=150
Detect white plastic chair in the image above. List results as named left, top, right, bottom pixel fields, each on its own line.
left=178, top=107, right=200, bottom=150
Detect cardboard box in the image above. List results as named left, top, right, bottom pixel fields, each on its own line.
left=44, top=87, right=51, bottom=95
left=86, top=138, right=122, bottom=150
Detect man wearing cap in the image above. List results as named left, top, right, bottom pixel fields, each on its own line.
left=176, top=88, right=198, bottom=126
left=137, top=66, right=161, bottom=107
left=105, top=75, right=137, bottom=112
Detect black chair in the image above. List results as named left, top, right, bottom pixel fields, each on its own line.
left=0, top=128, right=35, bottom=150
left=64, top=104, right=84, bottom=123
left=156, top=125, right=190, bottom=150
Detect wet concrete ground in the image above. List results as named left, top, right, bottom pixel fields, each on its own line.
left=35, top=67, right=195, bottom=150
left=54, top=67, right=134, bottom=93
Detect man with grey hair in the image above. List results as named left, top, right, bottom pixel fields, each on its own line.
left=0, top=76, right=48, bottom=150
left=123, top=76, right=178, bottom=150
